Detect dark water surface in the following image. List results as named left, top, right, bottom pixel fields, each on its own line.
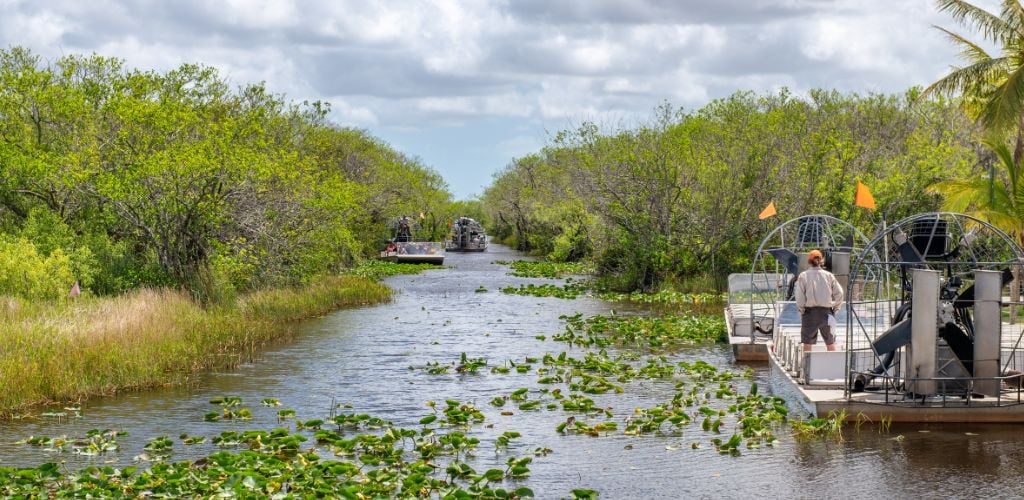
left=3, top=244, right=1024, bottom=498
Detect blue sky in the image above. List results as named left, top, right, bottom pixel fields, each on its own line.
left=0, top=0, right=994, bottom=199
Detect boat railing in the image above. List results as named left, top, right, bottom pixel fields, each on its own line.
left=846, top=370, right=1024, bottom=407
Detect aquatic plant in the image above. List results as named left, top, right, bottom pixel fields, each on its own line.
left=596, top=290, right=724, bottom=306
left=555, top=312, right=727, bottom=348
left=494, top=431, right=521, bottom=451
left=495, top=260, right=595, bottom=279
left=500, top=283, right=590, bottom=299
left=135, top=435, right=173, bottom=461
left=345, top=260, right=441, bottom=280
left=791, top=409, right=848, bottom=440
left=0, top=400, right=559, bottom=498
left=15, top=429, right=124, bottom=456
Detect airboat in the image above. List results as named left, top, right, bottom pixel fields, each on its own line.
left=726, top=215, right=870, bottom=361
left=379, top=215, right=445, bottom=265
left=446, top=217, right=487, bottom=252
left=755, top=213, right=1024, bottom=422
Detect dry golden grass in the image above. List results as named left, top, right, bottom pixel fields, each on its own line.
left=0, top=276, right=390, bottom=415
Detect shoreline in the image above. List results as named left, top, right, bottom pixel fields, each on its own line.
left=0, top=275, right=392, bottom=417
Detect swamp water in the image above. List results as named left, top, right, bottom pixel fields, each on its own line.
left=2, top=244, right=1024, bottom=497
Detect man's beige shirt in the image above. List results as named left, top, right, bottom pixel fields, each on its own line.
left=794, top=267, right=843, bottom=314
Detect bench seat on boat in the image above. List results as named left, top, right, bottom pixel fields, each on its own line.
left=803, top=350, right=848, bottom=386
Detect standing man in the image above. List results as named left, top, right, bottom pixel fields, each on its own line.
left=794, top=249, right=844, bottom=352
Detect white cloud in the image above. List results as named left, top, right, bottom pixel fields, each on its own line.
left=0, top=9, right=71, bottom=49
left=329, top=98, right=379, bottom=125
left=497, top=134, right=544, bottom=158
left=218, top=0, right=300, bottom=29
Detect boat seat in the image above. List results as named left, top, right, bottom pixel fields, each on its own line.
left=803, top=350, right=847, bottom=386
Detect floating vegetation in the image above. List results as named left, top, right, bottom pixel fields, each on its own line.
left=1, top=403, right=551, bottom=498
left=204, top=399, right=253, bottom=421
left=180, top=434, right=207, bottom=445
left=791, top=409, right=848, bottom=440
left=495, top=431, right=521, bottom=450
left=135, top=435, right=173, bottom=461
left=596, top=290, right=725, bottom=306
left=15, top=429, right=124, bottom=456
left=39, top=407, right=82, bottom=422
left=555, top=313, right=727, bottom=348
left=557, top=418, right=618, bottom=436
left=346, top=260, right=441, bottom=280
left=221, top=407, right=253, bottom=420
left=209, top=396, right=243, bottom=407
left=500, top=283, right=590, bottom=299
left=412, top=353, right=488, bottom=375
left=475, top=286, right=489, bottom=293
left=495, top=260, right=595, bottom=278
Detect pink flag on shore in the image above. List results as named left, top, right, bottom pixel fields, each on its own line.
left=69, top=280, right=80, bottom=298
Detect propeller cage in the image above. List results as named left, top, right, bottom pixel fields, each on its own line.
left=847, top=213, right=1024, bottom=400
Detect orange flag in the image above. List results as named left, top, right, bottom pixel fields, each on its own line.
left=758, top=201, right=777, bottom=220
left=854, top=181, right=876, bottom=210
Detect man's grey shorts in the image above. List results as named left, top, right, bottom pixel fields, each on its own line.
left=801, top=307, right=835, bottom=345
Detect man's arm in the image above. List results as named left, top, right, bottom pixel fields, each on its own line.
left=830, top=273, right=844, bottom=314
left=794, top=274, right=806, bottom=315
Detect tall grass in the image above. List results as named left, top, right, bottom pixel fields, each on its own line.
left=0, top=276, right=390, bottom=415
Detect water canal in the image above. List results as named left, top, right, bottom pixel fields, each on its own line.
left=2, top=244, right=1024, bottom=498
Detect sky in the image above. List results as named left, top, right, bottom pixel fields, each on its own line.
left=0, top=0, right=996, bottom=199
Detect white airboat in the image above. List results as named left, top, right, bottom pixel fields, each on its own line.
left=727, top=213, right=1024, bottom=422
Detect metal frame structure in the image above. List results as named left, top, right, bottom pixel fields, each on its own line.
left=745, top=215, right=874, bottom=344
left=845, top=212, right=1024, bottom=407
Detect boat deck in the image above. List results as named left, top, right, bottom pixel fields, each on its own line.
left=769, top=316, right=1024, bottom=422
left=725, top=302, right=773, bottom=361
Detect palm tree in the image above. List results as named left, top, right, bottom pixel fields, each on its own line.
left=930, top=140, right=1024, bottom=320
left=925, top=0, right=1024, bottom=162
left=931, top=140, right=1024, bottom=235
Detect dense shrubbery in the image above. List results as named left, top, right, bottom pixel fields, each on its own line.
left=484, top=91, right=983, bottom=291
left=0, top=46, right=454, bottom=301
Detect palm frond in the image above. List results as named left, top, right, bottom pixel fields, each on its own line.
left=937, top=0, right=1023, bottom=42
left=923, top=56, right=1011, bottom=98
left=935, top=26, right=994, bottom=64
left=981, top=62, right=1024, bottom=130
left=988, top=139, right=1020, bottom=193
left=972, top=208, right=1024, bottom=237
left=1001, top=0, right=1024, bottom=39
left=929, top=178, right=990, bottom=211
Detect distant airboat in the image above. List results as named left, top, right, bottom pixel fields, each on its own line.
left=446, top=217, right=487, bottom=252
left=380, top=215, right=445, bottom=265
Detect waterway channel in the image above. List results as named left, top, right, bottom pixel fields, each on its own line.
left=2, top=244, right=1024, bottom=498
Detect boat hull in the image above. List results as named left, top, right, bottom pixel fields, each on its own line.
left=381, top=254, right=445, bottom=265
left=380, top=241, right=445, bottom=265
left=725, top=303, right=770, bottom=361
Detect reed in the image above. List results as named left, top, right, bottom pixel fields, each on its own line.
left=0, top=276, right=390, bottom=416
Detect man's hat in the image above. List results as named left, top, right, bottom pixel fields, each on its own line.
left=807, top=249, right=824, bottom=263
